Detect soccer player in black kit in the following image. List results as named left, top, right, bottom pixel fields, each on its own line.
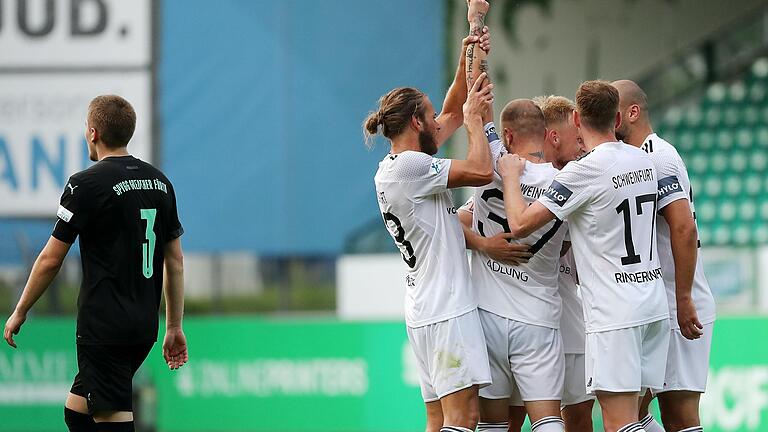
left=3, top=95, right=187, bottom=432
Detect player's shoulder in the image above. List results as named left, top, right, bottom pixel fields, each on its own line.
left=381, top=150, right=445, bottom=181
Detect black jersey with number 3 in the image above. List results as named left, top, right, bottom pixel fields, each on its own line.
left=52, top=155, right=183, bottom=345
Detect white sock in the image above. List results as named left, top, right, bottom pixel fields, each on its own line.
left=477, top=422, right=509, bottom=432
left=617, top=422, right=646, bottom=432
left=641, top=413, right=666, bottom=432
left=531, top=416, right=565, bottom=432
left=440, top=427, right=473, bottom=432
left=677, top=427, right=703, bottom=432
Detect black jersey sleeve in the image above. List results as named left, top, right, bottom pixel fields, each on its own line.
left=52, top=175, right=95, bottom=243
left=165, top=180, right=184, bottom=241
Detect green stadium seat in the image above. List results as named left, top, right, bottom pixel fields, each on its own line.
left=706, top=83, right=727, bottom=104
left=718, top=200, right=737, bottom=223
left=684, top=107, right=704, bottom=128
left=760, top=201, right=768, bottom=220
left=723, top=106, right=740, bottom=127
left=744, top=174, right=762, bottom=196
left=757, top=127, right=768, bottom=147
left=736, top=128, right=753, bottom=146
left=710, top=151, right=729, bottom=172
left=754, top=223, right=768, bottom=243
left=704, top=177, right=723, bottom=197
left=729, top=81, right=747, bottom=103
left=689, top=154, right=708, bottom=175
left=724, top=175, right=742, bottom=195
left=739, top=200, right=757, bottom=222
left=662, top=107, right=684, bottom=129
left=750, top=152, right=768, bottom=171
left=716, top=130, right=734, bottom=149
left=733, top=225, right=751, bottom=246
left=751, top=57, right=768, bottom=80
left=698, top=200, right=717, bottom=223
left=678, top=131, right=696, bottom=152
left=705, top=107, right=722, bottom=127
left=729, top=152, right=748, bottom=173
left=696, top=130, right=714, bottom=151
left=749, top=82, right=766, bottom=103
left=712, top=224, right=731, bottom=245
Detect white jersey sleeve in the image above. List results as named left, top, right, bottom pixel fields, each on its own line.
left=391, top=151, right=453, bottom=199
left=484, top=122, right=506, bottom=165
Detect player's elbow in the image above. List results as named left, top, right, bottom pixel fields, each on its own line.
left=471, top=169, right=494, bottom=186
left=672, top=219, right=698, bottom=246
left=508, top=222, right=532, bottom=239
left=37, top=251, right=65, bottom=272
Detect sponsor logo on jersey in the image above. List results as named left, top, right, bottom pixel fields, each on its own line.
left=486, top=259, right=529, bottom=282
left=378, top=191, right=387, bottom=204
left=430, top=158, right=443, bottom=174
left=406, top=274, right=416, bottom=287
left=66, top=183, right=78, bottom=195
left=614, top=267, right=663, bottom=284
left=446, top=206, right=457, bottom=215
left=543, top=180, right=573, bottom=207
left=57, top=205, right=73, bottom=223
left=658, top=175, right=682, bottom=200
left=485, top=125, right=499, bottom=143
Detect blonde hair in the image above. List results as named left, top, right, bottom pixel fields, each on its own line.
left=533, top=95, right=575, bottom=126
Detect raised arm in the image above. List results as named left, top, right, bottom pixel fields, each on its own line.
left=447, top=73, right=494, bottom=188
left=162, top=237, right=188, bottom=370
left=436, top=0, right=491, bottom=146
left=4, top=236, right=71, bottom=348
left=466, top=0, right=490, bottom=90
left=497, top=154, right=557, bottom=238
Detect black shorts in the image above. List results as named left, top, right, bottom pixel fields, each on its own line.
left=70, top=343, right=154, bottom=413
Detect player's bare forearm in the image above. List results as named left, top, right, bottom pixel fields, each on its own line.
left=662, top=201, right=698, bottom=304
left=163, top=238, right=185, bottom=330
left=465, top=116, right=494, bottom=178
left=14, top=237, right=69, bottom=315
left=466, top=1, right=489, bottom=89
left=436, top=35, right=479, bottom=146
left=501, top=175, right=531, bottom=238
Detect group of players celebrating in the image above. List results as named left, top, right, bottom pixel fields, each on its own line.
left=366, top=1, right=715, bottom=432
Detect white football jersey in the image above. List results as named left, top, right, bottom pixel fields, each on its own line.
left=558, top=248, right=586, bottom=354
left=374, top=150, right=476, bottom=328
left=642, top=133, right=716, bottom=328
left=469, top=123, right=568, bottom=328
left=538, top=142, right=669, bottom=332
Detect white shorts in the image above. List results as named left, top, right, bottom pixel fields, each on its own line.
left=562, top=354, right=595, bottom=406
left=655, top=322, right=714, bottom=394
left=585, top=319, right=670, bottom=394
left=478, top=309, right=564, bottom=405
left=406, top=309, right=492, bottom=402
